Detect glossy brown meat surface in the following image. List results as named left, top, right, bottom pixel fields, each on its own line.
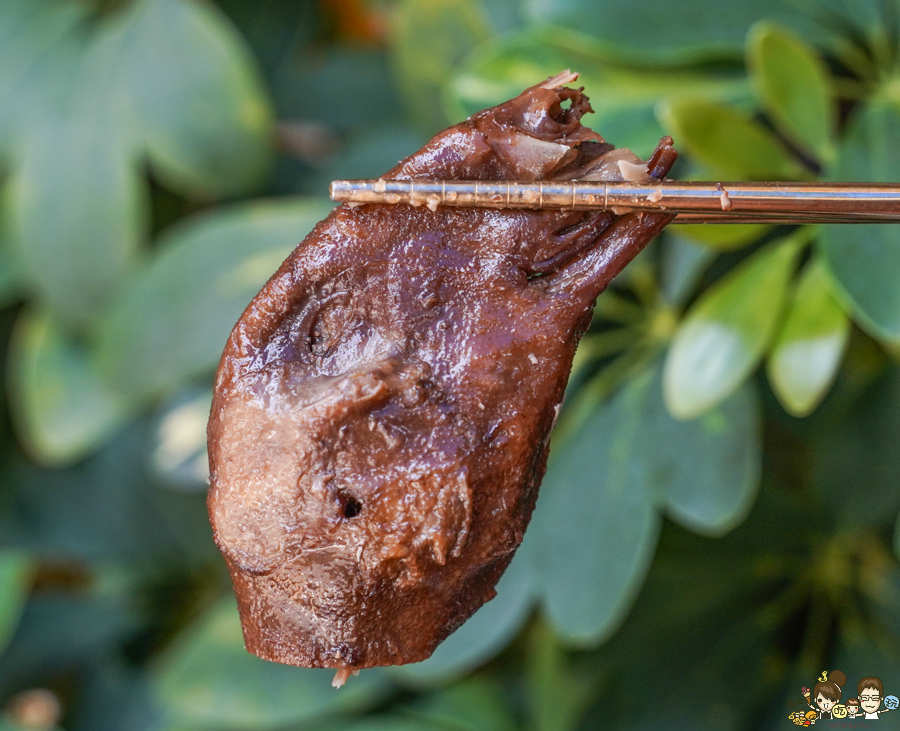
left=207, top=76, right=677, bottom=672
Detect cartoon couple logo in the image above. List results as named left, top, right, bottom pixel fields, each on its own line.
left=788, top=670, right=899, bottom=725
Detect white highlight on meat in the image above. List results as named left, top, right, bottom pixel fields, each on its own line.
left=560, top=148, right=646, bottom=184
left=648, top=189, right=663, bottom=203
left=617, top=159, right=651, bottom=182
left=495, top=133, right=572, bottom=179
left=540, top=69, right=579, bottom=89
left=332, top=668, right=353, bottom=689
left=720, top=191, right=733, bottom=211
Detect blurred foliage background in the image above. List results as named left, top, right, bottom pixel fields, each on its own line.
left=1, top=0, right=900, bottom=729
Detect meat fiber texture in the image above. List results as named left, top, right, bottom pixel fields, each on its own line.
left=207, top=73, right=677, bottom=674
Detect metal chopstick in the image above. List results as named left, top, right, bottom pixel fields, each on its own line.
left=329, top=179, right=900, bottom=225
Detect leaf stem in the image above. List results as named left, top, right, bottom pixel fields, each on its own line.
left=797, top=589, right=833, bottom=672
left=554, top=349, right=650, bottom=446
left=594, top=290, right=645, bottom=324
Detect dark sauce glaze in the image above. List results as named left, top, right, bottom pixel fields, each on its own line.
left=207, top=78, right=677, bottom=671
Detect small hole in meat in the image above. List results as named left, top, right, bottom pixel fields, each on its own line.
left=550, top=88, right=593, bottom=125
left=341, top=496, right=362, bottom=519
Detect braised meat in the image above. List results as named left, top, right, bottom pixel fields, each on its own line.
left=207, top=73, right=677, bottom=676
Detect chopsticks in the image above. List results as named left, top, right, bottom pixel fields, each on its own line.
left=329, top=179, right=900, bottom=225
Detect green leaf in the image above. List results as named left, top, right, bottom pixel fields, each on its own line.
left=0, top=0, right=78, bottom=64
left=661, top=234, right=715, bottom=306
left=541, top=358, right=760, bottom=650
left=331, top=719, right=441, bottom=731
left=69, top=660, right=157, bottom=731
left=2, top=0, right=276, bottom=326
left=534, top=372, right=661, bottom=645
left=522, top=0, right=828, bottom=66
left=0, top=188, right=27, bottom=307
left=747, top=23, right=835, bottom=161
left=810, top=365, right=900, bottom=528
left=212, top=0, right=319, bottom=83
left=410, top=678, right=518, bottom=731
left=0, top=251, right=22, bottom=307
left=767, top=257, right=850, bottom=416
left=118, top=0, right=274, bottom=196
left=389, top=539, right=534, bottom=686
left=448, top=30, right=751, bottom=157
left=526, top=620, right=596, bottom=731
left=0, top=722, right=64, bottom=731
left=0, top=423, right=215, bottom=562
left=151, top=390, right=212, bottom=490
left=814, top=0, right=886, bottom=36
left=0, top=551, right=33, bottom=657
left=664, top=236, right=802, bottom=419
left=8, top=132, right=144, bottom=329
left=274, top=47, right=409, bottom=135
left=0, top=0, right=89, bottom=155
left=895, top=510, right=900, bottom=561
left=821, top=102, right=900, bottom=341
left=304, top=125, right=429, bottom=196
left=153, top=597, right=390, bottom=730
left=643, top=365, right=762, bottom=535
left=658, top=98, right=807, bottom=179
left=391, top=0, right=492, bottom=133
left=0, top=566, right=144, bottom=693
left=95, top=197, right=333, bottom=401
left=8, top=309, right=129, bottom=466
left=674, top=222, right=771, bottom=252
left=602, top=568, right=776, bottom=731
left=5, top=30, right=146, bottom=329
